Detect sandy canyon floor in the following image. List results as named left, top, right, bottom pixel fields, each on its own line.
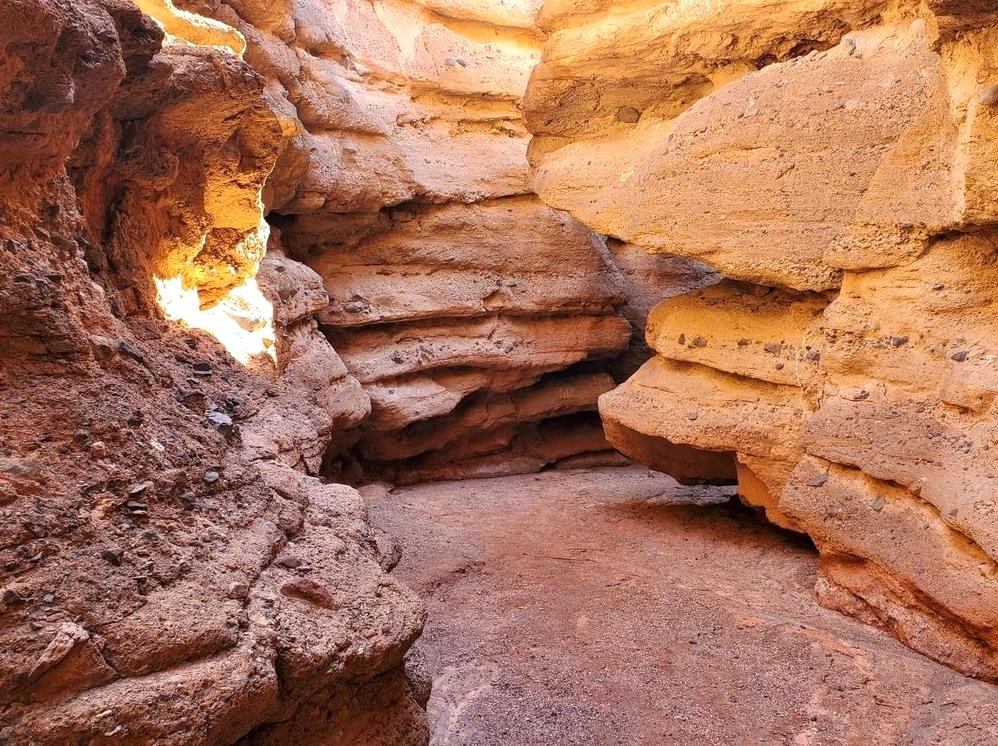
left=366, top=467, right=998, bottom=745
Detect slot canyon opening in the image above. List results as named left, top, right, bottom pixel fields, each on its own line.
left=4, top=0, right=998, bottom=744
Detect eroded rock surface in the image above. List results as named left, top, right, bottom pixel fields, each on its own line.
left=526, top=0, right=998, bottom=680
left=3, top=0, right=721, bottom=739
left=0, top=1, right=424, bottom=742
left=188, top=0, right=716, bottom=483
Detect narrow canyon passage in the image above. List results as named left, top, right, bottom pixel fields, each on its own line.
left=5, top=0, right=998, bottom=742
left=368, top=468, right=998, bottom=745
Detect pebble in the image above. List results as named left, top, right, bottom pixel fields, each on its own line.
left=192, top=362, right=213, bottom=377
left=805, top=350, right=821, bottom=362
left=276, top=555, right=302, bottom=569
left=117, top=340, right=144, bottom=362
left=90, top=441, right=108, bottom=458
left=685, top=411, right=699, bottom=421
left=616, top=106, right=642, bottom=123
left=102, top=548, right=124, bottom=566
left=690, top=336, right=707, bottom=348
left=203, top=470, right=221, bottom=484
left=73, top=429, right=90, bottom=444
left=182, top=390, right=208, bottom=410
left=763, top=342, right=782, bottom=354
left=227, top=582, right=250, bottom=600
left=870, top=495, right=885, bottom=512
left=806, top=474, right=828, bottom=488
left=950, top=350, right=969, bottom=362
left=343, top=296, right=371, bottom=313
left=126, top=482, right=149, bottom=496
left=206, top=411, right=233, bottom=431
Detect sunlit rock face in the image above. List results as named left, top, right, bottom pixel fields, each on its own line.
left=0, top=1, right=423, bottom=742
left=525, top=0, right=998, bottom=680
left=181, top=0, right=719, bottom=482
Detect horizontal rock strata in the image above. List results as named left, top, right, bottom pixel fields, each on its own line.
left=2, top=0, right=714, bottom=740
left=196, top=0, right=705, bottom=482
left=526, top=0, right=998, bottom=680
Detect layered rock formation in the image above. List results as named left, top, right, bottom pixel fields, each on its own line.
left=1, top=0, right=713, bottom=739
left=13, top=0, right=995, bottom=738
left=526, top=0, right=998, bottom=680
left=5, top=0, right=727, bottom=738
left=190, top=0, right=707, bottom=483
left=0, top=1, right=425, bottom=742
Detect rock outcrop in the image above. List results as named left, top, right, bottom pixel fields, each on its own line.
left=526, top=0, right=998, bottom=680
left=3, top=0, right=718, bottom=738
left=14, top=0, right=995, bottom=738
left=0, top=1, right=425, bottom=742
left=190, top=0, right=710, bottom=483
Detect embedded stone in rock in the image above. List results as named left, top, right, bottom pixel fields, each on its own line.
left=616, top=106, right=641, bottom=123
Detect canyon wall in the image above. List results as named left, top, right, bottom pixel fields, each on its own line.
left=526, top=0, right=998, bottom=681
left=1, top=0, right=707, bottom=740
left=187, top=0, right=719, bottom=483
left=0, top=1, right=426, bottom=742
left=8, top=0, right=995, bottom=739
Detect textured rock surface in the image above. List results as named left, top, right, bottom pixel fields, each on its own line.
left=526, top=0, right=998, bottom=680
left=0, top=1, right=425, bottom=742
left=369, top=467, right=998, bottom=744
left=2, top=0, right=719, bottom=738
left=191, top=0, right=713, bottom=483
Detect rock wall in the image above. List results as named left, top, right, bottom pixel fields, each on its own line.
left=1, top=0, right=711, bottom=740
left=0, top=1, right=426, bottom=742
left=185, top=0, right=718, bottom=483
left=525, top=0, right=998, bottom=681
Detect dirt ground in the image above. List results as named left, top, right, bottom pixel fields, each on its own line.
left=365, top=466, right=998, bottom=746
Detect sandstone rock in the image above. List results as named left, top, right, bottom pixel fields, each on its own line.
left=300, top=197, right=625, bottom=328
left=203, top=0, right=667, bottom=481
left=359, top=371, right=615, bottom=462
left=605, top=239, right=721, bottom=379
left=0, top=2, right=424, bottom=741
left=527, top=1, right=998, bottom=679
left=527, top=0, right=895, bottom=143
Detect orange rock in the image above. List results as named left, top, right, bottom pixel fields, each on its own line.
left=527, top=1, right=998, bottom=680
